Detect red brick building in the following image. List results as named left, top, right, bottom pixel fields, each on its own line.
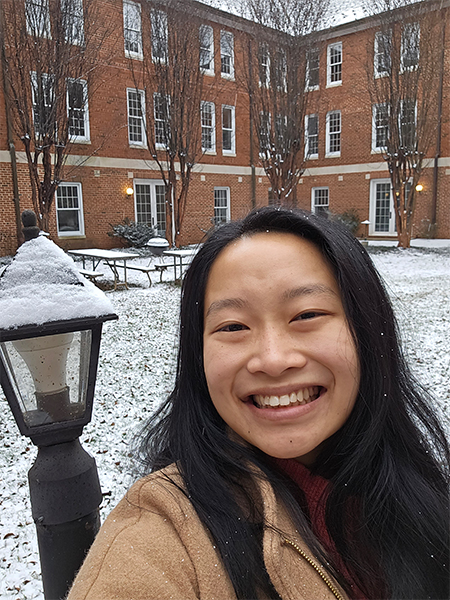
left=0, top=0, right=449, bottom=256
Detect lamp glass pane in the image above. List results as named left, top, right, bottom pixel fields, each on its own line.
left=0, top=330, right=92, bottom=427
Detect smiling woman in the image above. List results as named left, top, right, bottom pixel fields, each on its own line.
left=68, top=207, right=449, bottom=600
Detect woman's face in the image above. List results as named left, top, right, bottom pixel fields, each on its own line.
left=203, top=232, right=360, bottom=464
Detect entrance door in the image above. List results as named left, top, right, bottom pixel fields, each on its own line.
left=134, top=180, right=166, bottom=237
left=369, top=179, right=396, bottom=235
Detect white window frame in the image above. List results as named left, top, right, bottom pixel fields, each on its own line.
left=222, top=105, right=235, bottom=155
left=325, top=110, right=341, bottom=157
left=401, top=22, right=420, bottom=72
left=31, top=71, right=54, bottom=137
left=199, top=24, right=214, bottom=76
left=214, top=187, right=230, bottom=225
left=371, top=103, right=389, bottom=153
left=134, top=179, right=166, bottom=236
left=311, top=187, right=329, bottom=216
left=154, top=93, right=170, bottom=150
left=374, top=30, right=391, bottom=78
left=127, top=88, right=146, bottom=147
left=399, top=99, right=417, bottom=148
left=26, top=0, right=51, bottom=38
left=259, top=43, right=270, bottom=88
left=201, top=101, right=216, bottom=154
left=61, top=0, right=84, bottom=45
left=305, top=47, right=320, bottom=91
left=369, top=178, right=396, bottom=236
left=275, top=49, right=287, bottom=92
left=327, top=42, right=342, bottom=87
left=220, top=30, right=234, bottom=79
left=67, top=78, right=90, bottom=143
left=56, top=182, right=85, bottom=237
left=304, top=114, right=319, bottom=159
left=151, top=9, right=168, bottom=63
left=123, top=0, right=143, bottom=59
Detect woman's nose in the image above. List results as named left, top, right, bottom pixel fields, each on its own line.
left=246, top=327, right=307, bottom=376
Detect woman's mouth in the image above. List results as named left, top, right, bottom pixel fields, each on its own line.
left=251, top=386, right=322, bottom=409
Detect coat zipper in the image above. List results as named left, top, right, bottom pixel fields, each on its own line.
left=282, top=538, right=346, bottom=600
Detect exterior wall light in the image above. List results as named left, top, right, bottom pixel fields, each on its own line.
left=126, top=187, right=134, bottom=196
left=415, top=184, right=424, bottom=192
left=0, top=211, right=118, bottom=600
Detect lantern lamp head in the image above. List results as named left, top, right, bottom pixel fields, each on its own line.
left=415, top=184, right=424, bottom=192
left=126, top=187, right=134, bottom=196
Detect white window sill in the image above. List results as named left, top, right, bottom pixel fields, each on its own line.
left=58, top=233, right=86, bottom=239
left=201, top=69, right=215, bottom=77
left=203, top=149, right=217, bottom=155
left=70, top=138, right=91, bottom=145
left=129, top=143, right=148, bottom=149
left=306, top=154, right=319, bottom=160
left=221, top=73, right=235, bottom=81
left=326, top=81, right=342, bottom=88
left=306, top=85, right=319, bottom=92
left=369, top=231, right=397, bottom=237
left=371, top=148, right=385, bottom=154
left=325, top=152, right=341, bottom=158
left=222, top=151, right=236, bottom=156
left=125, top=51, right=144, bottom=61
left=374, top=72, right=389, bottom=79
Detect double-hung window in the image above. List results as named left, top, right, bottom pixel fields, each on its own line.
left=275, top=49, right=287, bottom=92
left=31, top=72, right=54, bottom=138
left=152, top=9, right=168, bottom=63
left=259, top=43, right=270, bottom=88
left=222, top=105, right=235, bottom=154
left=62, top=0, right=84, bottom=45
left=220, top=31, right=234, bottom=79
left=401, top=23, right=420, bottom=71
left=201, top=101, right=215, bottom=153
left=374, top=31, right=391, bottom=77
left=305, top=114, right=319, bottom=159
left=311, top=187, right=329, bottom=216
left=123, top=0, right=142, bottom=59
left=127, top=88, right=146, bottom=146
left=67, top=79, right=90, bottom=142
left=400, top=99, right=416, bottom=148
left=326, top=110, right=341, bottom=157
left=259, top=111, right=271, bottom=158
left=199, top=25, right=214, bottom=75
left=372, top=104, right=389, bottom=152
left=214, top=187, right=230, bottom=225
left=26, top=0, right=51, bottom=38
left=56, top=183, right=84, bottom=236
left=154, top=93, right=170, bottom=149
left=327, top=42, right=342, bottom=86
left=306, top=47, right=319, bottom=90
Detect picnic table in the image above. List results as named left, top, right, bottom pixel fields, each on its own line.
left=162, top=248, right=198, bottom=281
left=68, top=248, right=139, bottom=290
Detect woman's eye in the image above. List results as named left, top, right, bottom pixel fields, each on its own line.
left=295, top=311, right=322, bottom=321
left=218, top=323, right=247, bottom=332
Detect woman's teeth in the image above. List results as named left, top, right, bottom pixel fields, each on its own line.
left=253, top=387, right=320, bottom=408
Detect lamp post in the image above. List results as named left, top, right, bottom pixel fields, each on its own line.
left=0, top=212, right=117, bottom=600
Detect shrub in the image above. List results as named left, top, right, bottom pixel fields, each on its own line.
left=108, top=218, right=155, bottom=247
left=332, top=209, right=360, bottom=235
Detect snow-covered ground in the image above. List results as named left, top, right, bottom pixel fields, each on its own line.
left=1, top=244, right=449, bottom=600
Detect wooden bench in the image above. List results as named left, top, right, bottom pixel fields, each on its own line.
left=78, top=269, right=104, bottom=285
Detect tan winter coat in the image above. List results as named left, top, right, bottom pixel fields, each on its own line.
left=68, top=464, right=348, bottom=600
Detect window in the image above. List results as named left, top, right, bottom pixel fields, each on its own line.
left=67, top=79, right=89, bottom=142
left=275, top=49, right=287, bottom=92
left=134, top=180, right=166, bottom=236
left=123, top=0, right=142, bottom=58
left=327, top=42, right=342, bottom=86
left=399, top=99, right=416, bottom=148
left=326, top=110, right=341, bottom=156
left=222, top=105, right=235, bottom=154
left=62, top=0, right=84, bottom=45
left=220, top=31, right=234, bottom=79
left=201, top=101, right=215, bottom=153
left=26, top=0, right=50, bottom=38
left=306, top=47, right=319, bottom=90
left=31, top=72, right=54, bottom=137
left=56, top=183, right=84, bottom=236
left=154, top=93, right=170, bottom=149
left=259, top=111, right=271, bottom=157
left=127, top=88, right=146, bottom=146
left=199, top=25, right=214, bottom=74
left=214, top=187, right=230, bottom=225
left=311, top=187, right=329, bottom=216
left=275, top=114, right=287, bottom=150
left=305, top=114, right=319, bottom=158
left=372, top=104, right=388, bottom=152
left=259, top=43, right=270, bottom=88
left=152, top=9, right=168, bottom=63
left=401, top=23, right=420, bottom=71
left=374, top=31, right=391, bottom=77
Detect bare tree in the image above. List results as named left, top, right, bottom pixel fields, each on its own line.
left=128, top=0, right=216, bottom=247
left=240, top=0, right=330, bottom=205
left=363, top=0, right=444, bottom=246
left=0, top=0, right=111, bottom=233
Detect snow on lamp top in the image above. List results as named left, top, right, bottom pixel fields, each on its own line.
left=0, top=235, right=115, bottom=330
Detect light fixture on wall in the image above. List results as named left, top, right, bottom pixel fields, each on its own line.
left=125, top=187, right=134, bottom=196
left=415, top=184, right=424, bottom=193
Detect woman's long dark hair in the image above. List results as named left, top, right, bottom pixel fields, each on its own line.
left=136, top=207, right=449, bottom=600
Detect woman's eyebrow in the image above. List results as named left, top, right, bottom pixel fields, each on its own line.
left=205, top=297, right=249, bottom=318
left=282, top=284, right=338, bottom=301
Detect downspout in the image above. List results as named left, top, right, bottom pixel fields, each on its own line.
left=431, top=12, right=446, bottom=232
left=248, top=39, right=256, bottom=209
left=0, top=3, right=22, bottom=248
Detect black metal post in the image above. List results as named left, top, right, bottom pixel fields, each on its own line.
left=28, top=439, right=102, bottom=600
